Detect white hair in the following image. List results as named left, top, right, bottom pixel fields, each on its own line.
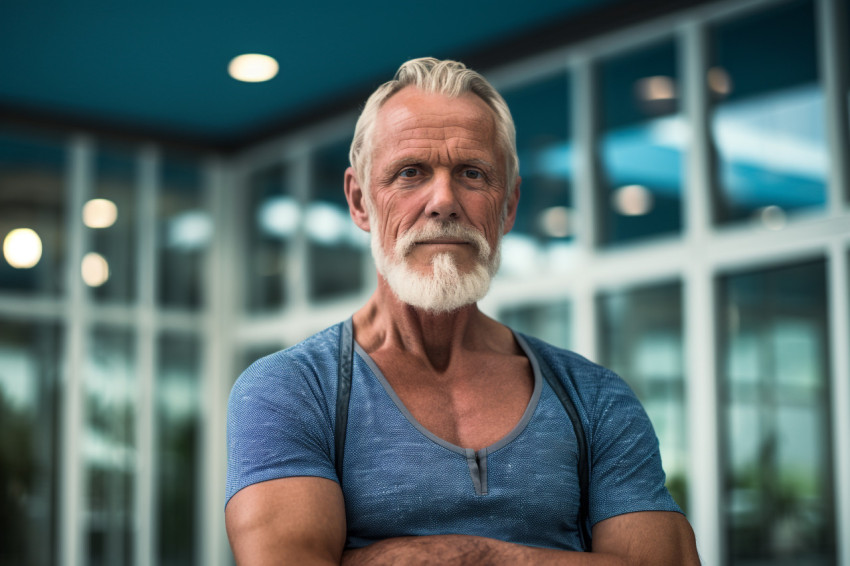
left=349, top=57, right=518, bottom=200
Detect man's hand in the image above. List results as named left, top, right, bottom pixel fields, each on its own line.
left=225, top=476, right=346, bottom=566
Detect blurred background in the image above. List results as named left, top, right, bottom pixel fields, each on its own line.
left=1, top=0, right=849, bottom=564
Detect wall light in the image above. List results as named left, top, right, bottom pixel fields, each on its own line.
left=81, top=252, right=110, bottom=287
left=612, top=185, right=654, bottom=216
left=3, top=228, right=43, bottom=269
left=635, top=76, right=676, bottom=101
left=708, top=67, right=733, bottom=97
left=83, top=198, right=118, bottom=229
left=228, top=54, right=279, bottom=83
left=538, top=206, right=573, bottom=238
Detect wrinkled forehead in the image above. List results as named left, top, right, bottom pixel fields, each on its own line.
left=371, top=87, right=500, bottom=156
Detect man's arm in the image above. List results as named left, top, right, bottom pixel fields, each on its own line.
left=225, top=476, right=346, bottom=566
left=342, top=511, right=699, bottom=566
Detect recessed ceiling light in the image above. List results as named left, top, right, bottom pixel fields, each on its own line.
left=228, top=53, right=279, bottom=83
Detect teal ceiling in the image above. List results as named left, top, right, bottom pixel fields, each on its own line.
left=1, top=1, right=631, bottom=148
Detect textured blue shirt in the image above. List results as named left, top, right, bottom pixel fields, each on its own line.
left=226, top=320, right=681, bottom=551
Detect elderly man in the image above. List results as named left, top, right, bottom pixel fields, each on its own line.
left=225, top=58, right=700, bottom=565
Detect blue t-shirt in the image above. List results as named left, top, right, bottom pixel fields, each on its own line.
left=225, top=321, right=681, bottom=551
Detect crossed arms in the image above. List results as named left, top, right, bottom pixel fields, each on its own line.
left=225, top=476, right=701, bottom=566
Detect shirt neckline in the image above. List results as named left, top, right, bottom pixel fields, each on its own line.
left=352, top=331, right=543, bottom=458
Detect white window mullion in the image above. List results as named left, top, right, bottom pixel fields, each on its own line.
left=201, top=157, right=236, bottom=566
left=818, top=0, right=850, bottom=217
left=288, top=150, right=311, bottom=314
left=681, top=20, right=723, bottom=566
left=828, top=241, right=850, bottom=566
left=134, top=144, right=159, bottom=566
left=570, top=56, right=599, bottom=362
left=60, top=134, right=94, bottom=566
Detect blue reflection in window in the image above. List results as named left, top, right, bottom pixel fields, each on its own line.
left=599, top=39, right=683, bottom=245
left=309, top=136, right=366, bottom=301
left=247, top=165, right=289, bottom=311
left=710, top=0, right=826, bottom=224
left=500, top=71, right=573, bottom=276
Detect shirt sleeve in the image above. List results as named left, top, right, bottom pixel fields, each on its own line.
left=225, top=351, right=338, bottom=509
left=587, top=368, right=682, bottom=525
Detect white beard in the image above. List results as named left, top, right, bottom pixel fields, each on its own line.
left=371, top=221, right=501, bottom=313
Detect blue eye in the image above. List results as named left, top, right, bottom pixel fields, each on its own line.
left=399, top=168, right=418, bottom=178
left=464, top=169, right=482, bottom=179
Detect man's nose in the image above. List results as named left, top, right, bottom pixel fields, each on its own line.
left=424, top=172, right=460, bottom=220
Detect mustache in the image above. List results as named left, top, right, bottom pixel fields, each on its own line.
left=394, top=221, right=491, bottom=262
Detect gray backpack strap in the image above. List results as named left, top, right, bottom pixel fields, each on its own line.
left=525, top=339, right=593, bottom=552
left=335, top=318, right=354, bottom=485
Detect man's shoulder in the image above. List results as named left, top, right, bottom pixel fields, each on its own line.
left=232, top=320, right=346, bottom=394
left=515, top=331, right=634, bottom=407
left=516, top=332, right=611, bottom=380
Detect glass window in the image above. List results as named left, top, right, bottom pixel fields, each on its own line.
left=500, top=71, right=573, bottom=276
left=157, top=332, right=201, bottom=566
left=246, top=164, right=291, bottom=312
left=237, top=343, right=285, bottom=378
left=0, top=129, right=66, bottom=296
left=84, top=326, right=136, bottom=566
left=308, top=137, right=368, bottom=301
left=0, top=319, right=62, bottom=566
left=597, top=281, right=688, bottom=511
left=158, top=154, right=209, bottom=309
left=498, top=300, right=571, bottom=349
left=86, top=146, right=136, bottom=303
left=710, top=0, right=826, bottom=225
left=598, top=39, right=684, bottom=245
left=719, top=260, right=835, bottom=564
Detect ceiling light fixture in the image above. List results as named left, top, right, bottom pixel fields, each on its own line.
left=228, top=53, right=279, bottom=83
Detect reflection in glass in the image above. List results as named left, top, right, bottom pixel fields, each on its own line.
left=720, top=260, right=834, bottom=564
left=158, top=154, right=209, bottom=309
left=599, top=40, right=684, bottom=245
left=157, top=333, right=201, bottom=566
left=0, top=320, right=62, bottom=566
left=500, top=72, right=573, bottom=276
left=0, top=129, right=66, bottom=295
left=247, top=165, right=291, bottom=311
left=597, top=282, right=688, bottom=512
left=710, top=0, right=826, bottom=224
left=498, top=301, right=570, bottom=349
left=85, top=326, right=136, bottom=566
left=309, top=137, right=367, bottom=301
left=89, top=147, right=136, bottom=303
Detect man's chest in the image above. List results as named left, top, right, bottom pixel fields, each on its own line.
left=340, top=362, right=584, bottom=550
left=367, top=351, right=534, bottom=451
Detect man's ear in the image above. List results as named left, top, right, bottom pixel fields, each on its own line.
left=502, top=177, right=521, bottom=234
left=344, top=167, right=371, bottom=232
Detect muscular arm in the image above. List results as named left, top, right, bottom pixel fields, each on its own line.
left=342, top=511, right=699, bottom=566
left=226, top=476, right=346, bottom=566
left=225, top=479, right=698, bottom=566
